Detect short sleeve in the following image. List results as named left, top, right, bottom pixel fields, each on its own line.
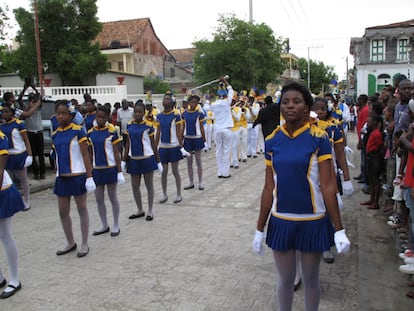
left=77, top=127, right=88, bottom=144
left=333, top=125, right=344, bottom=144
left=0, top=133, right=9, bottom=155
left=317, top=135, right=333, bottom=162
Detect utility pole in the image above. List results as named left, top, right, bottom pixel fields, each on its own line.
left=249, top=0, right=253, bottom=22
left=33, top=0, right=44, bottom=95
left=307, top=47, right=310, bottom=89
left=307, top=46, right=322, bottom=91
left=346, top=56, right=349, bottom=95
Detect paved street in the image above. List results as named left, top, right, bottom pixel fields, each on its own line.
left=0, top=132, right=412, bottom=310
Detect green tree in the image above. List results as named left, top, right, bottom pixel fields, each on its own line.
left=0, top=4, right=10, bottom=42
left=298, top=58, right=337, bottom=94
left=193, top=15, right=285, bottom=91
left=144, top=77, right=170, bottom=94
left=10, top=0, right=107, bottom=85
left=0, top=4, right=14, bottom=74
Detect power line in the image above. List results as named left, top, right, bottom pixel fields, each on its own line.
left=290, top=37, right=351, bottom=42
left=279, top=0, right=296, bottom=27
left=296, top=0, right=309, bottom=25
left=287, top=0, right=302, bottom=25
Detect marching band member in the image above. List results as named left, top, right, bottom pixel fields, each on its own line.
left=0, top=103, right=32, bottom=211
left=144, top=102, right=159, bottom=132
left=0, top=128, right=25, bottom=299
left=88, top=105, right=123, bottom=236
left=238, top=97, right=249, bottom=163
left=210, top=77, right=234, bottom=178
left=182, top=95, right=206, bottom=190
left=156, top=92, right=188, bottom=203
left=247, top=94, right=260, bottom=158
left=203, top=92, right=215, bottom=150
left=123, top=102, right=160, bottom=221
left=230, top=96, right=242, bottom=169
left=144, top=91, right=159, bottom=129
left=52, top=100, right=95, bottom=258
left=83, top=100, right=97, bottom=132
left=312, top=97, right=354, bottom=264
left=253, top=81, right=350, bottom=310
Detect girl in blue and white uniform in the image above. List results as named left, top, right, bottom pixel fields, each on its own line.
left=181, top=95, right=206, bottom=190
left=0, top=129, right=25, bottom=299
left=83, top=100, right=97, bottom=131
left=0, top=103, right=32, bottom=211
left=52, top=100, right=96, bottom=258
left=312, top=97, right=354, bottom=264
left=123, top=102, right=161, bottom=221
left=88, top=105, right=124, bottom=236
left=253, top=81, right=350, bottom=311
left=156, top=93, right=189, bottom=204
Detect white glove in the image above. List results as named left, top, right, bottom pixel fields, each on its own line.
left=344, top=146, right=353, bottom=155
left=180, top=147, right=191, bottom=157
left=157, top=162, right=163, bottom=174
left=336, top=193, right=343, bottom=210
left=346, top=159, right=355, bottom=169
left=121, top=161, right=126, bottom=172
left=252, top=229, right=266, bottom=255
left=24, top=155, right=33, bottom=168
left=334, top=229, right=350, bottom=254
left=117, top=172, right=125, bottom=185
left=342, top=180, right=354, bottom=198
left=85, top=177, right=96, bottom=193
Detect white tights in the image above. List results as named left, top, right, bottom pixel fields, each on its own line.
left=13, top=169, right=30, bottom=208
left=161, top=162, right=181, bottom=198
left=273, top=250, right=321, bottom=311
left=94, top=184, right=120, bottom=231
left=0, top=217, right=19, bottom=286
left=186, top=151, right=203, bottom=186
left=131, top=172, right=154, bottom=216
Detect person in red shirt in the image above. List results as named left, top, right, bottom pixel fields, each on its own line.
left=361, top=113, right=384, bottom=209
left=398, top=100, right=414, bottom=294
left=355, top=95, right=369, bottom=181
left=111, top=102, right=120, bottom=126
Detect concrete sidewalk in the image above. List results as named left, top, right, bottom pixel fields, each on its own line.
left=0, top=132, right=412, bottom=310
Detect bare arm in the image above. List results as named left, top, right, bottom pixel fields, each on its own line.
left=256, top=165, right=275, bottom=232
left=122, top=134, right=130, bottom=162
left=319, top=159, right=343, bottom=232
left=112, top=141, right=122, bottom=172
left=177, top=122, right=184, bottom=146
left=21, top=131, right=32, bottom=156
left=155, top=125, right=161, bottom=147
left=0, top=154, right=7, bottom=186
left=80, top=140, right=93, bottom=178
left=150, top=134, right=160, bottom=163
left=17, top=85, right=28, bottom=108
left=334, top=142, right=350, bottom=181
left=20, top=98, right=41, bottom=119
left=200, top=119, right=206, bottom=142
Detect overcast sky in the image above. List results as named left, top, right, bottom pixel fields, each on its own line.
left=6, top=0, right=414, bottom=79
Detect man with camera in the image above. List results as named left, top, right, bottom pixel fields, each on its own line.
left=18, top=79, right=46, bottom=180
